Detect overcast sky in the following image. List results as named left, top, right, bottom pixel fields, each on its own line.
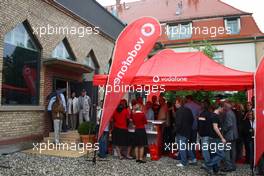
left=96, top=0, right=264, bottom=32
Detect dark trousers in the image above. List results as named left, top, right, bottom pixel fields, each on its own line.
left=249, top=140, right=254, bottom=170
left=69, top=114, right=77, bottom=130
left=99, top=131, right=109, bottom=158
left=189, top=129, right=197, bottom=159
left=163, top=126, right=174, bottom=153
left=244, top=138, right=254, bottom=169
left=236, top=137, right=243, bottom=160
left=224, top=140, right=237, bottom=170
left=243, top=137, right=253, bottom=163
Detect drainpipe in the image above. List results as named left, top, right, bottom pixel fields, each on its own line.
left=254, top=36, right=258, bottom=69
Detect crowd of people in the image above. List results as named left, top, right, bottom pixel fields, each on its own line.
left=98, top=94, right=255, bottom=174
left=47, top=89, right=92, bottom=144
left=47, top=89, right=255, bottom=173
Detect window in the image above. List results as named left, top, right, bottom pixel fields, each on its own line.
left=52, top=39, right=75, bottom=60
left=105, top=59, right=112, bottom=74
left=83, top=51, right=99, bottom=82
left=83, top=50, right=99, bottom=72
left=2, top=22, right=40, bottom=105
left=225, top=18, right=240, bottom=34
left=213, top=51, right=224, bottom=64
left=167, top=23, right=192, bottom=40
left=4, top=23, right=37, bottom=50
left=84, top=54, right=96, bottom=70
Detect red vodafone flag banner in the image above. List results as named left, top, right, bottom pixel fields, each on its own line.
left=255, top=57, right=264, bottom=166
left=98, top=17, right=161, bottom=138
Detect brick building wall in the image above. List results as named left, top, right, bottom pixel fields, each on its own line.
left=0, top=0, right=114, bottom=147
left=0, top=111, right=44, bottom=141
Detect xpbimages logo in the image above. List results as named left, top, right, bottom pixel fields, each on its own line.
left=32, top=24, right=100, bottom=38
left=99, top=75, right=166, bottom=95
left=32, top=141, right=99, bottom=154
left=164, top=142, right=232, bottom=154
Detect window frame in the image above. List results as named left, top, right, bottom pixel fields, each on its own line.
left=4, top=23, right=39, bottom=51
left=225, top=17, right=241, bottom=35
left=51, top=38, right=76, bottom=61
left=213, top=50, right=225, bottom=65
left=167, top=22, right=192, bottom=40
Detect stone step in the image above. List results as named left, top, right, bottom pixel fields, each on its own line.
left=46, top=135, right=80, bottom=140
left=48, top=130, right=80, bottom=138
left=48, top=133, right=80, bottom=139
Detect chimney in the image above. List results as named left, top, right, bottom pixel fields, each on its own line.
left=123, top=2, right=130, bottom=10
left=176, top=0, right=183, bottom=15
left=114, top=0, right=121, bottom=16
left=116, top=0, right=121, bottom=5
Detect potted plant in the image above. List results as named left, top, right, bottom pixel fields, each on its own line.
left=78, top=121, right=96, bottom=145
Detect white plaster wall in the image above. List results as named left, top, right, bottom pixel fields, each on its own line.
left=172, top=43, right=256, bottom=72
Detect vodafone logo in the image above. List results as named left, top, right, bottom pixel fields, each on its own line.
left=153, top=75, right=160, bottom=83
left=153, top=76, right=188, bottom=83
left=141, top=23, right=155, bottom=37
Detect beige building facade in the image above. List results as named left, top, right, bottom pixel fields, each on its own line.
left=0, top=0, right=119, bottom=151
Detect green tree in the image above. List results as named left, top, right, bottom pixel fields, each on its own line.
left=228, top=91, right=247, bottom=104
left=190, top=40, right=217, bottom=59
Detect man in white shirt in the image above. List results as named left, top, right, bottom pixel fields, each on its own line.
left=67, top=92, right=79, bottom=130
left=78, top=89, right=91, bottom=125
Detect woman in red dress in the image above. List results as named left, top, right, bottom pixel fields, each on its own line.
left=112, top=101, right=129, bottom=159
left=131, top=104, right=148, bottom=163
left=120, top=99, right=134, bottom=159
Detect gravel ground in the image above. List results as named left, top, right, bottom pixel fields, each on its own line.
left=0, top=152, right=252, bottom=176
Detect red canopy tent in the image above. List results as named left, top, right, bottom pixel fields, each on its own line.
left=94, top=49, right=254, bottom=90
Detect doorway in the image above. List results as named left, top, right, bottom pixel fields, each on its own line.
left=53, top=78, right=67, bottom=98
left=54, top=78, right=83, bottom=96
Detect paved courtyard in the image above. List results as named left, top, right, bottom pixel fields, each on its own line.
left=0, top=152, right=252, bottom=176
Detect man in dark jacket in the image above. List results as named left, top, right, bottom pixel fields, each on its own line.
left=222, top=102, right=238, bottom=172
left=174, top=98, right=194, bottom=167
left=242, top=110, right=255, bottom=168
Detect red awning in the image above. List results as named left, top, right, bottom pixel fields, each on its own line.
left=94, top=50, right=254, bottom=91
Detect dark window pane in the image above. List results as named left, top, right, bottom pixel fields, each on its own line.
left=213, top=51, right=224, bottom=64
left=2, top=43, right=40, bottom=105
left=226, top=19, right=240, bottom=34
left=52, top=41, right=74, bottom=60
left=4, top=23, right=38, bottom=51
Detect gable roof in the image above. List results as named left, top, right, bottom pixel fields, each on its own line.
left=47, top=0, right=125, bottom=40
left=107, top=0, right=251, bottom=23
